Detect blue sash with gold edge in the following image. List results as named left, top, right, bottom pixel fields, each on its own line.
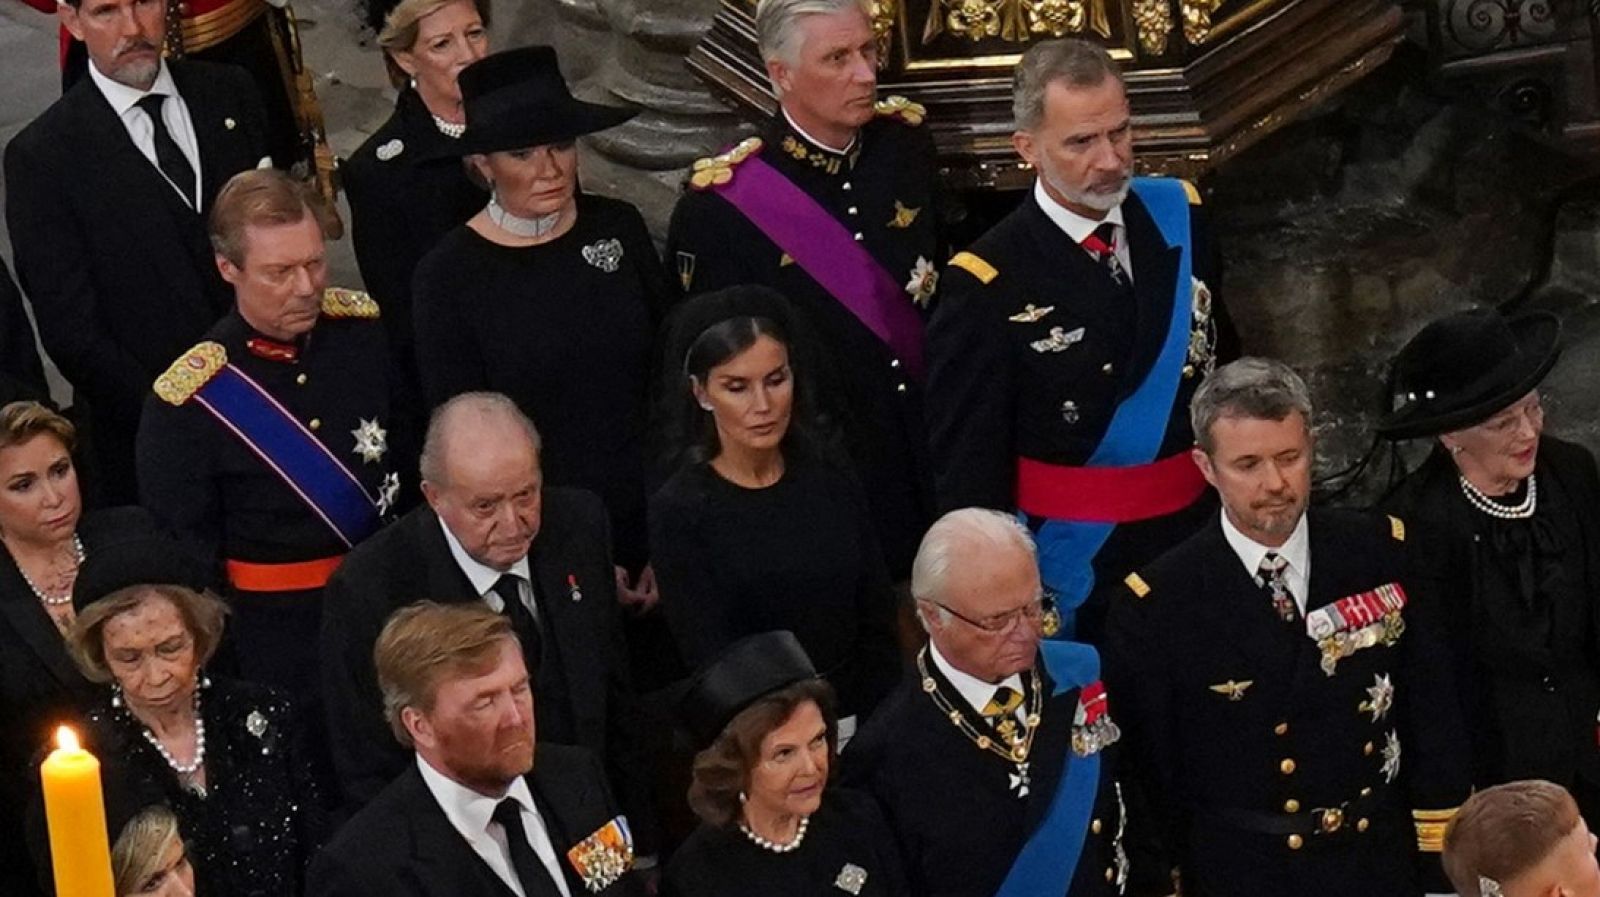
left=192, top=365, right=379, bottom=547
left=1032, top=177, right=1194, bottom=637
left=994, top=639, right=1102, bottom=897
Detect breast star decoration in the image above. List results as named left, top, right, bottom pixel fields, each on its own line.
left=351, top=418, right=388, bottom=463
left=1380, top=730, right=1402, bottom=783
left=905, top=256, right=938, bottom=307
left=1360, top=673, right=1395, bottom=723
left=376, top=472, right=401, bottom=517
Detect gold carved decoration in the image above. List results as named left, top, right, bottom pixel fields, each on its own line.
left=1133, top=0, right=1173, bottom=54
left=869, top=0, right=897, bottom=64
left=1181, top=0, right=1226, bottom=45
left=922, top=0, right=1111, bottom=44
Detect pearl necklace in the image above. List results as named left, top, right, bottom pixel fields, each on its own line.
left=140, top=690, right=207, bottom=788
left=432, top=114, right=465, bottom=139
left=15, top=535, right=85, bottom=607
left=738, top=815, right=809, bottom=853
left=1459, top=473, right=1537, bottom=520
left=486, top=196, right=562, bottom=239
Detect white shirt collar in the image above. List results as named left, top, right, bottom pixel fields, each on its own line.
left=437, top=514, right=532, bottom=598
left=1219, top=508, right=1310, bottom=602
left=88, top=59, right=179, bottom=118
left=780, top=106, right=857, bottom=155
left=928, top=639, right=1025, bottom=718
left=415, top=751, right=534, bottom=841
left=1032, top=178, right=1124, bottom=246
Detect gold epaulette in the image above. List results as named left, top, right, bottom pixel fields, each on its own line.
left=321, top=287, right=379, bottom=319
left=1125, top=573, right=1151, bottom=598
left=154, top=341, right=227, bottom=406
left=949, top=251, right=998, bottom=284
left=874, top=95, right=926, bottom=126
left=1413, top=807, right=1456, bottom=853
left=1181, top=179, right=1202, bottom=205
left=688, top=137, right=764, bottom=190
left=1388, top=515, right=1406, bottom=542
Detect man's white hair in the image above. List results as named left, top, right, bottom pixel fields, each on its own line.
left=911, top=508, right=1037, bottom=630
left=756, top=0, right=872, bottom=93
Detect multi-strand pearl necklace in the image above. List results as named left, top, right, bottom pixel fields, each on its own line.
left=141, top=690, right=207, bottom=794
left=16, top=535, right=85, bottom=607
left=432, top=114, right=465, bottom=139
left=1459, top=474, right=1538, bottom=520
left=738, top=815, right=810, bottom=853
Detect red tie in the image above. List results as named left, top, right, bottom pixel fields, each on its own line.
left=1081, top=222, right=1127, bottom=286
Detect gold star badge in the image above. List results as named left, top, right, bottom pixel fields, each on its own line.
left=888, top=200, right=921, bottom=229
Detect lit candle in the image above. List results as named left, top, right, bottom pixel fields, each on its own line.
left=40, top=726, right=114, bottom=897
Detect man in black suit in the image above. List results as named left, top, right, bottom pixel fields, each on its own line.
left=845, top=508, right=1164, bottom=897
left=0, top=258, right=47, bottom=406
left=309, top=601, right=645, bottom=897
left=321, top=392, right=656, bottom=847
left=4, top=0, right=268, bottom=504
left=925, top=38, right=1237, bottom=644
left=1104, top=358, right=1470, bottom=897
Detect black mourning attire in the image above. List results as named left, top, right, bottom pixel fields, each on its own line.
left=413, top=194, right=671, bottom=571
left=663, top=789, right=908, bottom=897
left=1386, top=439, right=1600, bottom=819
left=665, top=109, right=940, bottom=578
left=650, top=452, right=900, bottom=720
left=0, top=257, right=47, bottom=405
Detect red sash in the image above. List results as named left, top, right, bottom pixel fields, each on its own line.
left=1016, top=452, right=1206, bottom=523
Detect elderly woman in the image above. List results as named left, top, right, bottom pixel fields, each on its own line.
left=0, top=402, right=160, bottom=897
left=66, top=533, right=326, bottom=897
left=1381, top=307, right=1600, bottom=825
left=413, top=45, right=671, bottom=605
left=343, top=0, right=492, bottom=400
left=652, top=287, right=901, bottom=732
left=664, top=632, right=906, bottom=897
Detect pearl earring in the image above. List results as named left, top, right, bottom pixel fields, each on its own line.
left=700, top=401, right=714, bottom=411
left=1448, top=444, right=1463, bottom=455
left=738, top=790, right=747, bottom=804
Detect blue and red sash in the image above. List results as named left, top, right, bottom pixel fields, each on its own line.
left=192, top=364, right=380, bottom=548
left=1026, top=177, right=1198, bottom=637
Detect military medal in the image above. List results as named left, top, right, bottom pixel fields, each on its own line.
left=888, top=200, right=920, bottom=229
left=567, top=573, right=583, bottom=602
left=566, top=816, right=634, bottom=893
left=375, top=472, right=401, bottom=517
left=351, top=418, right=388, bottom=463
left=1380, top=730, right=1402, bottom=783
left=905, top=257, right=938, bottom=307
left=1360, top=673, right=1395, bottom=722
left=1070, top=680, right=1121, bottom=757
left=1030, top=326, right=1085, bottom=354
left=917, top=648, right=1043, bottom=798
left=1307, top=582, right=1408, bottom=676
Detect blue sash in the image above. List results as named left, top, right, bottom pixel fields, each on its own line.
left=995, top=640, right=1103, bottom=897
left=1034, top=177, right=1194, bottom=637
left=192, top=364, right=379, bottom=548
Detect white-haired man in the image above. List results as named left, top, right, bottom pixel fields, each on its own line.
left=666, top=0, right=939, bottom=583
left=846, top=508, right=1163, bottom=897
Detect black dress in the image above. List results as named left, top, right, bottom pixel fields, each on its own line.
left=1386, top=437, right=1600, bottom=820
left=0, top=507, right=159, bottom=897
left=662, top=788, right=908, bottom=897
left=649, top=453, right=901, bottom=720
left=81, top=677, right=328, bottom=897
left=412, top=194, right=673, bottom=571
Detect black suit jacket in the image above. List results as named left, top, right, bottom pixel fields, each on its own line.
left=0, top=257, right=46, bottom=405
left=320, top=492, right=656, bottom=846
left=307, top=744, right=646, bottom=897
left=4, top=60, right=268, bottom=502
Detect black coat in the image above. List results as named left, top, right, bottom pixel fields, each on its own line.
left=307, top=743, right=647, bottom=897
left=1385, top=438, right=1600, bottom=796
left=665, top=110, right=941, bottom=578
left=4, top=61, right=268, bottom=504
left=0, top=256, right=47, bottom=405
left=844, top=649, right=1157, bottom=897
left=1103, top=509, right=1471, bottom=897
left=319, top=495, right=657, bottom=849
left=924, top=187, right=1236, bottom=643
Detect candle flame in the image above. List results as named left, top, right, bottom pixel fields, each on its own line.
left=55, top=726, right=79, bottom=752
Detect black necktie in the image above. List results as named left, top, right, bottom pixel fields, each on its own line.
left=493, top=573, right=543, bottom=671
left=491, top=798, right=563, bottom=897
left=135, top=94, right=197, bottom=209
left=1081, top=221, right=1128, bottom=286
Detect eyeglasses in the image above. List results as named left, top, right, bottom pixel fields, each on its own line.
left=927, top=593, right=1055, bottom=635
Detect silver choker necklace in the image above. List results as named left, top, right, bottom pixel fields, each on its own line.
left=140, top=689, right=207, bottom=794
left=486, top=196, right=561, bottom=239
left=1459, top=474, right=1537, bottom=520
left=16, top=534, right=85, bottom=607
left=738, top=815, right=809, bottom=853
left=432, top=114, right=465, bottom=139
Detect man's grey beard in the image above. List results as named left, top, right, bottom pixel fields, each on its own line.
left=1042, top=165, right=1132, bottom=213
left=107, top=47, right=160, bottom=91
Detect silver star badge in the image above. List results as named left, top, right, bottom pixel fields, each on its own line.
left=833, top=864, right=867, bottom=895
left=376, top=472, right=401, bottom=517
left=352, top=418, right=388, bottom=464
left=1360, top=673, right=1395, bottom=723
left=582, top=238, right=624, bottom=273
left=246, top=710, right=268, bottom=738
left=1009, top=761, right=1031, bottom=797
left=1380, top=730, right=1402, bottom=783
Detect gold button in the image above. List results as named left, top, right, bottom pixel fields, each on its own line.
left=309, top=418, right=322, bottom=430
left=1357, top=818, right=1370, bottom=832
left=1280, top=758, right=1296, bottom=774
left=295, top=373, right=308, bottom=385
left=1105, top=868, right=1115, bottom=882
left=1182, top=364, right=1196, bottom=378
left=1091, top=819, right=1103, bottom=834
left=1363, top=742, right=1374, bottom=756
left=1287, top=834, right=1303, bottom=850
left=1274, top=722, right=1289, bottom=736
left=1284, top=799, right=1300, bottom=813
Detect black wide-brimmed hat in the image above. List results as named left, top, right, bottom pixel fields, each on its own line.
left=447, top=45, right=636, bottom=157
left=72, top=529, right=214, bottom=614
left=1377, top=307, right=1561, bottom=440
left=674, top=631, right=818, bottom=750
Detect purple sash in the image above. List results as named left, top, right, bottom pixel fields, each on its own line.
left=715, top=154, right=925, bottom=378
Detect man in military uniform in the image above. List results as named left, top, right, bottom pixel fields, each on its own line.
left=925, top=38, right=1237, bottom=643
left=137, top=169, right=401, bottom=715
left=1104, top=358, right=1469, bottom=896
left=846, top=508, right=1166, bottom=897
left=666, top=0, right=938, bottom=579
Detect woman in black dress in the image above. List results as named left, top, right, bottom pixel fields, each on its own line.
left=0, top=402, right=161, bottom=897
left=65, top=533, right=326, bottom=897
left=652, top=287, right=901, bottom=732
left=1381, top=307, right=1600, bottom=826
left=664, top=632, right=907, bottom=897
left=413, top=46, right=670, bottom=606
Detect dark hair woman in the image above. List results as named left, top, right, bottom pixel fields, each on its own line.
left=663, top=632, right=906, bottom=897
left=651, top=287, right=902, bottom=737
left=1381, top=307, right=1600, bottom=827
